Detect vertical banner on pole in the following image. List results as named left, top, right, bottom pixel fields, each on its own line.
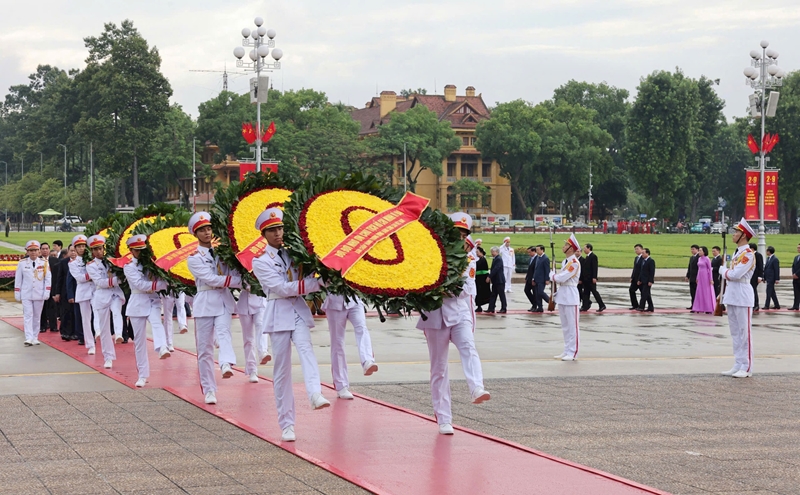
left=744, top=170, right=759, bottom=220
left=763, top=170, right=778, bottom=221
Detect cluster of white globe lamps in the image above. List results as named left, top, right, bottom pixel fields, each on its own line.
left=743, top=40, right=784, bottom=81
left=233, top=17, right=283, bottom=64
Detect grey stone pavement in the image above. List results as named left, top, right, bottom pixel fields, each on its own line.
left=1, top=279, right=799, bottom=494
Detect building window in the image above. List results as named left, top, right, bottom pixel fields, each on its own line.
left=447, top=158, right=457, bottom=178
left=446, top=186, right=457, bottom=209
left=455, top=105, right=474, bottom=114
left=461, top=196, right=476, bottom=209
left=462, top=137, right=470, bottom=146
left=461, top=155, right=477, bottom=177
left=483, top=191, right=492, bottom=210
left=482, top=161, right=492, bottom=178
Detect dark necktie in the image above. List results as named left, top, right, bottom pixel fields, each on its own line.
left=208, top=248, right=215, bottom=259
left=278, top=248, right=287, bottom=265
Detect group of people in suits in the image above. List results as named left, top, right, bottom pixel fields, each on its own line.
left=629, top=244, right=656, bottom=312
left=523, top=245, right=551, bottom=313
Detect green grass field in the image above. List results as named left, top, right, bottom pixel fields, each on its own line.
left=0, top=231, right=76, bottom=254
left=475, top=232, right=800, bottom=269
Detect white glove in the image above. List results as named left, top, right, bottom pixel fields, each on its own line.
left=14, top=292, right=20, bottom=302
left=549, top=270, right=555, bottom=281
left=719, top=267, right=728, bottom=279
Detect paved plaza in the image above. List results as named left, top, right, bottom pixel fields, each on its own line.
left=1, top=280, right=799, bottom=494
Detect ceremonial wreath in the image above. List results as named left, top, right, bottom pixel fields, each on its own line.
left=283, top=173, right=467, bottom=319
left=130, top=211, right=195, bottom=296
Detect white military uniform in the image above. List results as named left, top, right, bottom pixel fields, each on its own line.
left=236, top=286, right=266, bottom=377
left=551, top=243, right=581, bottom=360
left=321, top=293, right=376, bottom=392
left=86, top=252, right=125, bottom=363
left=252, top=243, right=324, bottom=430
left=68, top=239, right=96, bottom=351
left=14, top=247, right=51, bottom=344
left=124, top=256, right=169, bottom=380
left=161, top=291, right=188, bottom=348
left=462, top=236, right=478, bottom=331
left=186, top=245, right=241, bottom=395
left=500, top=240, right=514, bottom=292
left=720, top=243, right=756, bottom=375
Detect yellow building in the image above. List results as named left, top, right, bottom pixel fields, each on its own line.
left=165, top=144, right=241, bottom=209
left=350, top=85, right=511, bottom=216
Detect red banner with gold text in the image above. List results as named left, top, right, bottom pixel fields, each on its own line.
left=745, top=170, right=759, bottom=220
left=764, top=170, right=778, bottom=221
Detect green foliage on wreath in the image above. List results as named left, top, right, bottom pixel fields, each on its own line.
left=282, top=171, right=467, bottom=320
left=131, top=212, right=195, bottom=296
left=211, top=171, right=300, bottom=296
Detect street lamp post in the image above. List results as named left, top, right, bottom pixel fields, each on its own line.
left=743, top=40, right=785, bottom=256
left=403, top=142, right=408, bottom=192
left=1, top=161, right=7, bottom=221
left=57, top=144, right=67, bottom=219
left=588, top=161, right=593, bottom=223
left=233, top=17, right=283, bottom=170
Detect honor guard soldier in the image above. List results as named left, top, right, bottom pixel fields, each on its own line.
left=462, top=234, right=478, bottom=328
left=417, top=212, right=490, bottom=436
left=161, top=290, right=189, bottom=353
left=251, top=207, right=330, bottom=442
left=550, top=234, right=582, bottom=361
left=123, top=234, right=170, bottom=388
left=236, top=281, right=267, bottom=383
left=186, top=212, right=242, bottom=405
left=86, top=235, right=125, bottom=369
left=719, top=218, right=757, bottom=378
left=68, top=235, right=96, bottom=354
left=15, top=241, right=51, bottom=346
left=321, top=291, right=378, bottom=400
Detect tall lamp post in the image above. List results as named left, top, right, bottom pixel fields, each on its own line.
left=588, top=161, right=593, bottom=223
left=743, top=40, right=784, bottom=256
left=57, top=144, right=67, bottom=219
left=232, top=17, right=283, bottom=170
left=1, top=161, right=7, bottom=221
left=403, top=142, right=408, bottom=192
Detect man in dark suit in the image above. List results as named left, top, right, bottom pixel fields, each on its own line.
left=711, top=246, right=723, bottom=297
left=39, top=242, right=61, bottom=333
left=580, top=243, right=606, bottom=312
left=487, top=247, right=507, bottom=313
left=762, top=246, right=780, bottom=310
left=790, top=243, right=800, bottom=311
left=523, top=247, right=537, bottom=312
left=685, top=244, right=699, bottom=309
left=55, top=247, right=75, bottom=340
left=749, top=243, right=764, bottom=311
left=629, top=244, right=644, bottom=310
left=637, top=248, right=655, bottom=312
left=533, top=245, right=550, bottom=312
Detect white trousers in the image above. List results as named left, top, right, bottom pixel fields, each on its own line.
left=326, top=306, right=375, bottom=391
left=22, top=300, right=44, bottom=342
left=424, top=320, right=485, bottom=425
left=92, top=297, right=122, bottom=361
left=78, top=300, right=94, bottom=350
left=162, top=293, right=187, bottom=346
left=727, top=305, right=754, bottom=373
left=194, top=313, right=234, bottom=395
left=238, top=313, right=260, bottom=375
left=270, top=313, right=322, bottom=430
left=504, top=266, right=513, bottom=292
left=558, top=304, right=580, bottom=358
left=130, top=302, right=168, bottom=379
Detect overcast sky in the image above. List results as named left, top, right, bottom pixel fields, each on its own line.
left=1, top=0, right=799, bottom=120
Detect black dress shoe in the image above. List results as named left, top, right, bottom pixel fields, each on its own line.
left=61, top=336, right=69, bottom=341
left=498, top=309, right=507, bottom=314
left=486, top=310, right=495, bottom=313
left=629, top=307, right=638, bottom=311
left=475, top=308, right=483, bottom=313
left=645, top=308, right=654, bottom=312
left=78, top=340, right=85, bottom=346
left=761, top=306, right=769, bottom=310
left=533, top=308, right=543, bottom=313
left=597, top=306, right=606, bottom=312
left=580, top=308, right=589, bottom=312
left=775, top=306, right=781, bottom=310
left=121, top=339, right=129, bottom=344
left=789, top=307, right=799, bottom=311
left=636, top=308, right=644, bottom=312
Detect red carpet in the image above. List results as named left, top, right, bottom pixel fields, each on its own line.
left=3, top=316, right=666, bottom=495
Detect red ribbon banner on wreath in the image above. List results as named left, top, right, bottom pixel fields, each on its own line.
left=320, top=192, right=430, bottom=275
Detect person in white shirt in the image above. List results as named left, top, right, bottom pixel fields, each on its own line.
left=321, top=292, right=378, bottom=400
left=123, top=234, right=171, bottom=388
left=15, top=240, right=51, bottom=346
left=86, top=235, right=125, bottom=369
left=186, top=212, right=242, bottom=405
left=236, top=282, right=267, bottom=383
left=550, top=234, right=582, bottom=361
left=718, top=218, right=757, bottom=378
left=68, top=235, right=96, bottom=354
left=417, top=212, right=490, bottom=436
left=161, top=291, right=188, bottom=352
left=251, top=207, right=330, bottom=442
left=499, top=236, right=514, bottom=293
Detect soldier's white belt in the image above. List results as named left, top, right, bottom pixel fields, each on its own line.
left=197, top=286, right=223, bottom=292
left=131, top=289, right=154, bottom=294
left=727, top=280, right=750, bottom=285
left=267, top=293, right=297, bottom=300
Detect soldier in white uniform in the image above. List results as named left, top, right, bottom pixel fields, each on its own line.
left=15, top=240, right=51, bottom=346
left=500, top=236, right=514, bottom=293
left=321, top=292, right=378, bottom=400
left=161, top=291, right=188, bottom=352
left=719, top=218, right=757, bottom=378
left=417, top=212, right=490, bottom=436
left=68, top=235, right=96, bottom=354
left=236, top=282, right=267, bottom=383
left=251, top=208, right=330, bottom=442
left=123, top=234, right=171, bottom=388
left=550, top=234, right=581, bottom=361
left=86, top=235, right=125, bottom=369
left=186, top=211, right=242, bottom=405
left=461, top=235, right=478, bottom=330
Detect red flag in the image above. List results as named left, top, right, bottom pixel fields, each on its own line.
left=262, top=121, right=276, bottom=143
left=763, top=133, right=780, bottom=154
left=747, top=134, right=759, bottom=154
left=241, top=123, right=257, bottom=144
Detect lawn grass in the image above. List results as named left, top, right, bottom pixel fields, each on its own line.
left=474, top=232, right=800, bottom=269
left=1, top=231, right=75, bottom=253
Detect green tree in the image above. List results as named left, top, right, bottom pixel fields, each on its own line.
left=624, top=69, right=700, bottom=219
left=370, top=105, right=461, bottom=192
left=712, top=119, right=751, bottom=222
left=399, top=88, right=428, bottom=97
left=196, top=90, right=253, bottom=160
left=139, top=104, right=196, bottom=204
left=78, top=19, right=172, bottom=207
left=764, top=71, right=800, bottom=233
left=449, top=178, right=491, bottom=210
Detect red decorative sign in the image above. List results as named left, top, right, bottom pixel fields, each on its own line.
left=745, top=170, right=759, bottom=220
left=155, top=241, right=200, bottom=270
left=764, top=170, right=778, bottom=221
left=239, top=162, right=279, bottom=181
left=320, top=192, right=430, bottom=275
